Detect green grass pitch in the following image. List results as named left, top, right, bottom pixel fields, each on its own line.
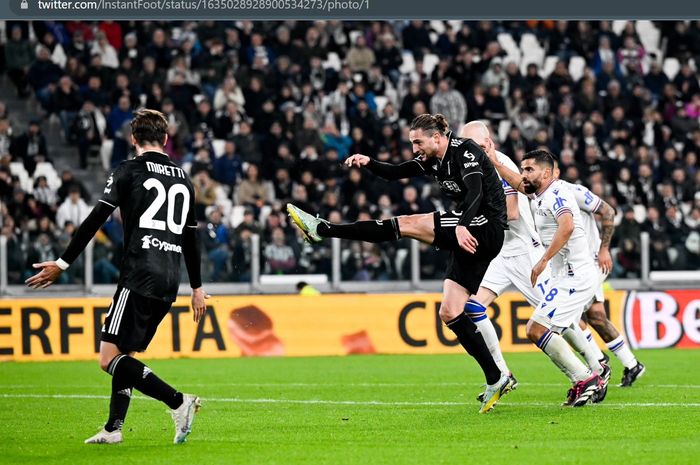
left=1, top=349, right=699, bottom=465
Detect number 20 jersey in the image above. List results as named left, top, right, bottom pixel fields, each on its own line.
left=100, top=151, right=197, bottom=301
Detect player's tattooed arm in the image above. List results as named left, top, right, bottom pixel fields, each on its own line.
left=597, top=200, right=616, bottom=249
left=596, top=200, right=616, bottom=274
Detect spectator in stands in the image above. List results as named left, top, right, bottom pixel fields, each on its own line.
left=193, top=170, right=217, bottom=220
left=237, top=163, right=268, bottom=210
left=5, top=26, right=34, bottom=98
left=213, top=140, right=244, bottom=187
left=263, top=226, right=297, bottom=274
left=51, top=76, right=83, bottom=141
left=346, top=35, right=375, bottom=74
left=10, top=120, right=48, bottom=176
left=55, top=185, right=90, bottom=228
left=201, top=208, right=231, bottom=282
left=430, top=78, right=467, bottom=132
left=27, top=46, right=64, bottom=110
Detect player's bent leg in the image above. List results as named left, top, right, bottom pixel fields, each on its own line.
left=586, top=302, right=620, bottom=342
left=396, top=213, right=436, bottom=244
left=470, top=287, right=511, bottom=377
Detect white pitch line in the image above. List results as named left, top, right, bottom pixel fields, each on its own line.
left=2, top=382, right=700, bottom=389
left=1, top=393, right=699, bottom=408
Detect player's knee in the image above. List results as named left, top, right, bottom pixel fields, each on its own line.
left=526, top=319, right=546, bottom=343
left=438, top=301, right=463, bottom=322
left=99, top=354, right=113, bottom=372
left=586, top=305, right=607, bottom=327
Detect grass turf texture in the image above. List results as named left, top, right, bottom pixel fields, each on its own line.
left=0, top=349, right=698, bottom=465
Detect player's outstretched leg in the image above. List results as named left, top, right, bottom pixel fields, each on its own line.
left=288, top=203, right=402, bottom=244
left=584, top=303, right=646, bottom=387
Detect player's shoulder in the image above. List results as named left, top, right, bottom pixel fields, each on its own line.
left=546, top=180, right=574, bottom=199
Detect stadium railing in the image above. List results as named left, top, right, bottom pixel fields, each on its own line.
left=2, top=232, right=699, bottom=297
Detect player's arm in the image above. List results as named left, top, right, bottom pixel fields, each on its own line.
left=345, top=153, right=426, bottom=180
left=25, top=201, right=116, bottom=288
left=182, top=185, right=209, bottom=323
left=503, top=180, right=520, bottom=221
left=454, top=140, right=488, bottom=253
left=531, top=209, right=574, bottom=286
left=484, top=146, right=527, bottom=195
left=595, top=200, right=616, bottom=274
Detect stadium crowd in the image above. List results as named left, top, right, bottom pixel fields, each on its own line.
left=0, top=20, right=699, bottom=284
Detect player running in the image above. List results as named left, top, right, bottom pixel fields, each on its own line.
left=288, top=113, right=513, bottom=413
left=26, top=109, right=207, bottom=444
left=459, top=122, right=610, bottom=402
left=490, top=150, right=604, bottom=406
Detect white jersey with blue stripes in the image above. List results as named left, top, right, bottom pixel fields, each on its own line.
left=495, top=151, right=542, bottom=257
left=532, top=179, right=595, bottom=278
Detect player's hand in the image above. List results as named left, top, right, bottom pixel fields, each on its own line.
left=455, top=225, right=478, bottom=254
left=530, top=258, right=548, bottom=287
left=25, top=261, right=63, bottom=289
left=191, top=287, right=211, bottom=323
left=345, top=154, right=370, bottom=168
left=485, top=143, right=498, bottom=164
left=598, top=247, right=613, bottom=275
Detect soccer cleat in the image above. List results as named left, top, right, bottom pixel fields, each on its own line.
left=479, top=374, right=515, bottom=413
left=287, top=204, right=327, bottom=244
left=620, top=362, right=646, bottom=387
left=476, top=372, right=517, bottom=403
left=84, top=428, right=123, bottom=444
left=170, top=394, right=201, bottom=444
left=592, top=364, right=611, bottom=403
left=562, top=373, right=602, bottom=407
left=599, top=351, right=610, bottom=365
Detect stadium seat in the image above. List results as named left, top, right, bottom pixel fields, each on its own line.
left=395, top=248, right=409, bottom=280
left=9, top=162, right=27, bottom=178
left=229, top=205, right=246, bottom=228
left=212, top=139, right=226, bottom=158
left=422, top=53, right=440, bottom=75
left=497, top=32, right=519, bottom=56
left=663, top=57, right=680, bottom=79
left=498, top=120, right=512, bottom=143
left=399, top=51, right=416, bottom=74
left=323, top=52, right=342, bottom=72
left=636, top=20, right=661, bottom=50
left=568, top=56, right=586, bottom=81
left=349, top=30, right=363, bottom=46
left=612, top=20, right=628, bottom=35
left=520, top=48, right=545, bottom=74
left=519, top=33, right=541, bottom=53
left=542, top=55, right=559, bottom=78
left=429, top=20, right=446, bottom=34
left=633, top=205, right=647, bottom=224
left=374, top=96, right=389, bottom=115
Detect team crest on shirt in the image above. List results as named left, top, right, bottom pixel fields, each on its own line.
left=463, top=151, right=475, bottom=160
left=104, top=174, right=114, bottom=194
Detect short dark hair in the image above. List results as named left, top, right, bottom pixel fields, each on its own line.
left=522, top=149, right=555, bottom=169
left=130, top=108, right=168, bottom=147
left=410, top=113, right=449, bottom=136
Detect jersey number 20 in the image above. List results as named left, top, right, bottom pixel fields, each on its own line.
left=139, top=178, right=190, bottom=234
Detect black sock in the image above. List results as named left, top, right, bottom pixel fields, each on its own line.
left=109, top=355, right=183, bottom=410
left=105, top=384, right=131, bottom=432
left=445, top=312, right=502, bottom=385
left=317, top=217, right=401, bottom=242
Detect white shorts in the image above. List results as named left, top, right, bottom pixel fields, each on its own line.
left=592, top=259, right=608, bottom=304
left=480, top=248, right=550, bottom=307
left=531, top=275, right=597, bottom=331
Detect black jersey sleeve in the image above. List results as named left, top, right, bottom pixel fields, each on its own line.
left=99, top=163, right=128, bottom=209
left=60, top=201, right=116, bottom=265
left=182, top=183, right=202, bottom=288
left=456, top=139, right=486, bottom=227
left=365, top=157, right=427, bottom=180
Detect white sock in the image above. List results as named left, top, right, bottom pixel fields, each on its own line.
left=537, top=330, right=592, bottom=382
left=607, top=336, right=638, bottom=369
left=465, top=300, right=509, bottom=376
left=562, top=325, right=604, bottom=374
left=581, top=327, right=606, bottom=361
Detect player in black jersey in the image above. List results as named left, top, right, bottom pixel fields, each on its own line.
left=287, top=114, right=514, bottom=413
left=26, top=109, right=207, bottom=444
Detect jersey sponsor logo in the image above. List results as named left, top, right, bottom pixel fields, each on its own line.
left=140, top=235, right=182, bottom=253
left=584, top=191, right=595, bottom=205
left=463, top=161, right=479, bottom=168
left=440, top=180, right=462, bottom=192
left=553, top=196, right=567, bottom=210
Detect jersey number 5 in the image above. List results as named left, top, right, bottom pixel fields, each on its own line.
left=139, top=178, right=190, bottom=234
